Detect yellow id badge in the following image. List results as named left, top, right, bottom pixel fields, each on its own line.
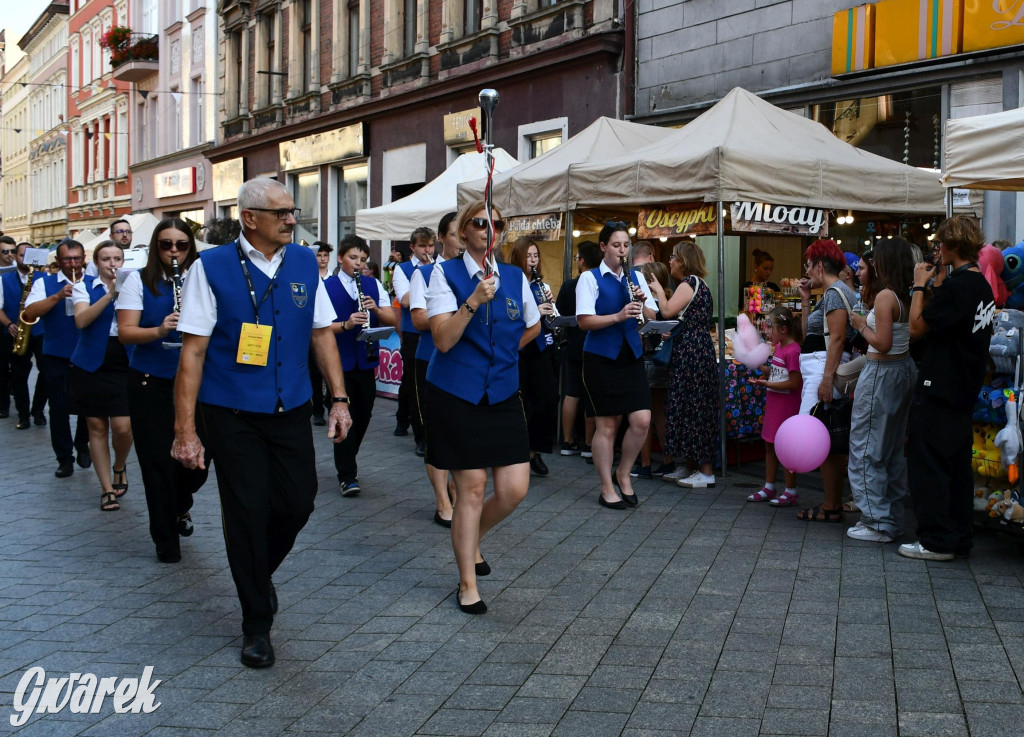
left=236, top=322, right=273, bottom=366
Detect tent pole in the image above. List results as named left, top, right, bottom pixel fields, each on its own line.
left=556, top=210, right=575, bottom=446
left=946, top=189, right=954, bottom=219
left=717, top=201, right=727, bottom=476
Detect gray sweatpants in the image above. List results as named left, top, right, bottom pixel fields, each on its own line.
left=848, top=356, right=917, bottom=536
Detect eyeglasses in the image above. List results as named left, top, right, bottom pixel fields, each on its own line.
left=248, top=207, right=301, bottom=220
left=605, top=221, right=629, bottom=230
left=468, top=217, right=506, bottom=232
left=158, top=240, right=190, bottom=252
left=0, top=249, right=15, bottom=255
left=61, top=256, right=84, bottom=263
left=112, top=228, right=132, bottom=236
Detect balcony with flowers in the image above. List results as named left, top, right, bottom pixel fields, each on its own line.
left=102, top=26, right=159, bottom=83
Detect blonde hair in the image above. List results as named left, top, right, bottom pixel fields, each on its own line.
left=671, top=241, right=707, bottom=279
left=455, top=199, right=503, bottom=248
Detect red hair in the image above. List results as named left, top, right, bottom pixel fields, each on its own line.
left=803, top=239, right=845, bottom=275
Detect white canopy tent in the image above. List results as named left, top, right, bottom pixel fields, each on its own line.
left=943, top=106, right=1024, bottom=192
left=356, top=148, right=519, bottom=241
left=457, top=117, right=677, bottom=215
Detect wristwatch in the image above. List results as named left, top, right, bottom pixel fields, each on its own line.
left=331, top=396, right=350, bottom=404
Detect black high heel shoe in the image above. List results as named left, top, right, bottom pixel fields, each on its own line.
left=475, top=560, right=491, bottom=576
left=456, top=586, right=487, bottom=614
left=612, top=476, right=638, bottom=507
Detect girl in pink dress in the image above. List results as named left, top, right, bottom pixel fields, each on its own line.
left=749, top=306, right=803, bottom=505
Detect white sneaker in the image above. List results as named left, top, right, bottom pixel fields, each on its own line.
left=898, top=541, right=954, bottom=561
left=846, top=524, right=894, bottom=543
left=661, top=466, right=687, bottom=481
left=677, top=471, right=715, bottom=488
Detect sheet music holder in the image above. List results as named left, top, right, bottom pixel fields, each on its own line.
left=639, top=320, right=680, bottom=335
left=356, top=326, right=395, bottom=342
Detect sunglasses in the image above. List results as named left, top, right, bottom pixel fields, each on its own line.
left=605, top=220, right=629, bottom=230
left=248, top=207, right=301, bottom=220
left=0, top=249, right=15, bottom=255
left=158, top=240, right=190, bottom=252
left=468, top=217, right=506, bottom=232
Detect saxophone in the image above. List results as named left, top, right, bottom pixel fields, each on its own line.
left=12, top=269, right=39, bottom=356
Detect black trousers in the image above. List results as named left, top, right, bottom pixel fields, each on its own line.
left=395, top=332, right=423, bottom=441
left=332, top=368, right=376, bottom=481
left=907, top=396, right=974, bottom=555
left=127, top=370, right=209, bottom=556
left=0, top=333, right=46, bottom=419
left=202, top=401, right=317, bottom=636
left=519, top=346, right=558, bottom=454
left=308, top=345, right=325, bottom=419
left=39, top=353, right=88, bottom=463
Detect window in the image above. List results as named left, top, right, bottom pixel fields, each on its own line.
left=348, top=0, right=360, bottom=75
left=82, top=29, right=92, bottom=83
left=403, top=0, right=417, bottom=56
left=464, top=0, right=482, bottom=35
left=190, top=77, right=204, bottom=144
left=292, top=171, right=320, bottom=243
left=70, top=38, right=79, bottom=90
left=517, top=117, right=568, bottom=161
left=337, top=164, right=367, bottom=240
left=259, top=12, right=277, bottom=107
left=531, top=133, right=561, bottom=159
left=228, top=29, right=244, bottom=115
left=300, top=0, right=312, bottom=92
left=141, top=0, right=159, bottom=35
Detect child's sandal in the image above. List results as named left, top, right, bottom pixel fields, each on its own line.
left=747, top=487, right=776, bottom=502
left=770, top=490, right=799, bottom=507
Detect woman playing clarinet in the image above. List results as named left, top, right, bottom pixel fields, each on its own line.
left=576, top=221, right=657, bottom=510
left=117, top=219, right=209, bottom=562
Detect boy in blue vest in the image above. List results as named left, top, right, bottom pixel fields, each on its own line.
left=392, top=227, right=435, bottom=452
left=22, top=240, right=91, bottom=477
left=172, top=178, right=352, bottom=668
left=0, top=242, right=48, bottom=428
left=325, top=235, right=396, bottom=496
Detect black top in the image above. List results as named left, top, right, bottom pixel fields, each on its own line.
left=556, top=276, right=585, bottom=361
left=917, top=269, right=995, bottom=409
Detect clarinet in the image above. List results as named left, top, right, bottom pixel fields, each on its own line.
left=620, top=257, right=647, bottom=328
left=162, top=257, right=185, bottom=350
left=353, top=273, right=374, bottom=361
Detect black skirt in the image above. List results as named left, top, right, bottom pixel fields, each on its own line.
left=69, top=337, right=131, bottom=418
left=582, top=347, right=651, bottom=418
left=423, top=381, right=529, bottom=470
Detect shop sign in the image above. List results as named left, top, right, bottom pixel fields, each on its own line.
left=444, top=108, right=482, bottom=146
left=505, top=213, right=562, bottom=241
left=154, top=167, right=196, bottom=199
left=730, top=201, right=829, bottom=236
left=874, top=0, right=963, bottom=67
left=212, top=158, right=245, bottom=202
left=963, top=0, right=1024, bottom=53
left=637, top=203, right=718, bottom=239
left=279, top=123, right=365, bottom=171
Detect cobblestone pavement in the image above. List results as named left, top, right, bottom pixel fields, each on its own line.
left=1, top=401, right=1024, bottom=736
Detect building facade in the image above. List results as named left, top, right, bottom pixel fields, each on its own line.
left=0, top=56, right=32, bottom=243
left=66, top=0, right=133, bottom=233
left=20, top=1, right=71, bottom=245
left=119, top=0, right=218, bottom=226
left=634, top=0, right=1024, bottom=243
left=209, top=0, right=626, bottom=252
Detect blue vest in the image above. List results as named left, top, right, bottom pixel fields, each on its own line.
left=414, top=263, right=436, bottom=362
left=198, top=242, right=318, bottom=413
left=398, top=260, right=420, bottom=335
left=70, top=276, right=116, bottom=373
left=324, top=273, right=380, bottom=373
left=1, top=270, right=44, bottom=337
left=583, top=267, right=644, bottom=360
left=129, top=279, right=180, bottom=379
left=426, top=259, right=526, bottom=404
left=40, top=273, right=78, bottom=358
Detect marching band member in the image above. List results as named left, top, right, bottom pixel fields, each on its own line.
left=118, top=219, right=209, bottom=560
left=0, top=241, right=48, bottom=429
left=324, top=234, right=395, bottom=497
left=424, top=200, right=539, bottom=614
left=69, top=241, right=133, bottom=512
left=576, top=221, right=657, bottom=510
left=393, top=228, right=435, bottom=451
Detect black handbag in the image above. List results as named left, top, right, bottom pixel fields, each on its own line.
left=811, top=398, right=853, bottom=456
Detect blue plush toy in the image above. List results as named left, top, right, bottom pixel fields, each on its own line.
left=1001, top=242, right=1024, bottom=309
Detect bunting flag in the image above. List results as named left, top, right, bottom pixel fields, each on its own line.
left=104, top=132, right=111, bottom=141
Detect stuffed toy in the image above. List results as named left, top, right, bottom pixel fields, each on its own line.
left=1003, top=500, right=1024, bottom=525
left=1000, top=243, right=1024, bottom=309
left=987, top=489, right=1006, bottom=516
left=993, top=391, right=1022, bottom=482
left=732, top=313, right=770, bottom=370
left=979, top=245, right=1009, bottom=307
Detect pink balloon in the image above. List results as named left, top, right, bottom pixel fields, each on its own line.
left=774, top=414, right=831, bottom=473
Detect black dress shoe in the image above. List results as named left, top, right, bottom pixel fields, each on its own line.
left=33, top=415, right=46, bottom=426
left=76, top=447, right=92, bottom=469
left=269, top=582, right=278, bottom=615
left=157, top=548, right=181, bottom=563
left=613, top=477, right=638, bottom=507
left=599, top=495, right=626, bottom=510
left=16, top=419, right=30, bottom=430
left=434, top=511, right=452, bottom=528
left=530, top=454, right=549, bottom=476
left=456, top=587, right=487, bottom=615
left=177, top=512, right=194, bottom=537
left=475, top=560, right=491, bottom=576
left=241, top=633, right=275, bottom=668
left=393, top=424, right=409, bottom=437
left=55, top=461, right=74, bottom=478
left=415, top=442, right=426, bottom=457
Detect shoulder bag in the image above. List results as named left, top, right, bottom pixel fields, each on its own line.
left=651, top=276, right=703, bottom=367
left=822, top=284, right=865, bottom=396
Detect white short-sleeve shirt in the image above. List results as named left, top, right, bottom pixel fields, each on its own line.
left=178, top=234, right=337, bottom=337
left=425, top=251, right=539, bottom=328
left=576, top=260, right=657, bottom=316
left=25, top=270, right=73, bottom=309
left=327, top=271, right=389, bottom=307
left=73, top=279, right=119, bottom=337
left=392, top=255, right=431, bottom=303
